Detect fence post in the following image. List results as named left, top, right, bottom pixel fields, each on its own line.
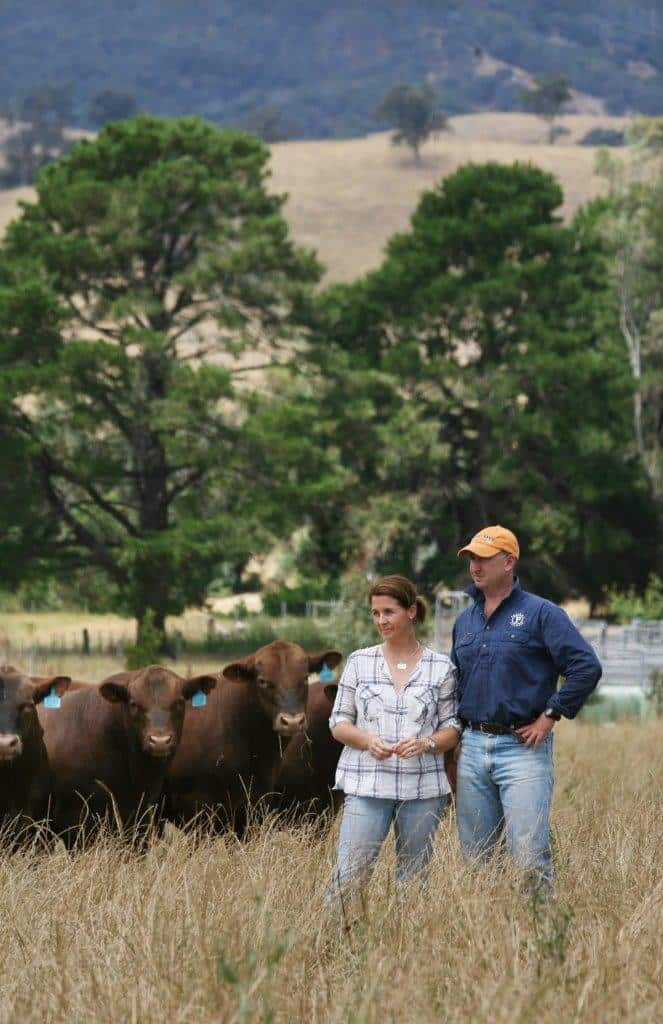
left=82, top=628, right=90, bottom=655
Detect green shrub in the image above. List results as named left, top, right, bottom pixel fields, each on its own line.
left=604, top=574, right=663, bottom=623
left=580, top=128, right=625, bottom=147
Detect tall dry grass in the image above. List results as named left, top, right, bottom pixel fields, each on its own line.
left=0, top=720, right=660, bottom=1022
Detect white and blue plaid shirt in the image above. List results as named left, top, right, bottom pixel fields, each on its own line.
left=329, top=644, right=461, bottom=800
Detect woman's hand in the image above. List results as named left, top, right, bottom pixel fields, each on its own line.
left=366, top=734, right=396, bottom=760
left=392, top=737, right=426, bottom=759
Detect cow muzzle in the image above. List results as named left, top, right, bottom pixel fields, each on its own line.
left=0, top=734, right=22, bottom=761
left=145, top=733, right=176, bottom=757
left=274, top=712, right=306, bottom=736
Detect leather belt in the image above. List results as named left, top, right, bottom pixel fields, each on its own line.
left=462, top=720, right=533, bottom=735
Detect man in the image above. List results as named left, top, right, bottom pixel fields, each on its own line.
left=451, top=525, right=601, bottom=892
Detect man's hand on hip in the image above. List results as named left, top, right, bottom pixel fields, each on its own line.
left=515, top=713, right=555, bottom=749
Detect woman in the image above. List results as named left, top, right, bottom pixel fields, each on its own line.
left=326, top=575, right=461, bottom=904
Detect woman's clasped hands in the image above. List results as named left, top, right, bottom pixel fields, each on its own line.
left=365, top=733, right=426, bottom=760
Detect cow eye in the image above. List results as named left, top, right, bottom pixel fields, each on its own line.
left=257, top=677, right=271, bottom=690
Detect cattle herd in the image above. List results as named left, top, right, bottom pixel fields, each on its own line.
left=0, top=640, right=344, bottom=846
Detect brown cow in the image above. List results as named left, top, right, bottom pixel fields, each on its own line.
left=166, top=641, right=342, bottom=835
left=39, top=664, right=216, bottom=845
left=274, top=681, right=343, bottom=823
left=0, top=665, right=71, bottom=839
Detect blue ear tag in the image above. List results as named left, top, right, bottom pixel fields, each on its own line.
left=191, top=689, right=207, bottom=708
left=43, top=685, right=61, bottom=709
left=318, top=661, right=335, bottom=683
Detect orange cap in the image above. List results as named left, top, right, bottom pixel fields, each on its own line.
left=458, top=525, right=520, bottom=559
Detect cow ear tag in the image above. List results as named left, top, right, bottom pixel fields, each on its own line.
left=318, top=662, right=335, bottom=683
left=43, top=686, right=61, bottom=709
left=191, top=689, right=207, bottom=708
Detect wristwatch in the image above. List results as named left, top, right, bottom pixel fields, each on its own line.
left=543, top=707, right=561, bottom=721
left=422, top=736, right=436, bottom=752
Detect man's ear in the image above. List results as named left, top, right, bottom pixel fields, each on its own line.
left=222, top=658, right=257, bottom=685
left=308, top=650, right=343, bottom=674
left=32, top=676, right=71, bottom=704
left=99, top=672, right=134, bottom=704
left=323, top=683, right=338, bottom=704
left=183, top=674, right=218, bottom=700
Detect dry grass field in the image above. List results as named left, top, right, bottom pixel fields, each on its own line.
left=0, top=720, right=659, bottom=1023
left=0, top=113, right=627, bottom=283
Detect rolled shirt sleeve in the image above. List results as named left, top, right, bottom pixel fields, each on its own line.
left=437, top=660, right=462, bottom=733
left=540, top=603, right=602, bottom=718
left=329, top=654, right=359, bottom=729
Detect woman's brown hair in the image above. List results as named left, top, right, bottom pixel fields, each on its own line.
left=368, top=575, right=428, bottom=624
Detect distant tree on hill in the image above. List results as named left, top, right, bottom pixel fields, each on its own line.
left=238, top=106, right=300, bottom=143
left=0, top=83, right=74, bottom=186
left=88, top=88, right=138, bottom=127
left=374, top=83, right=448, bottom=164
left=520, top=73, right=572, bottom=143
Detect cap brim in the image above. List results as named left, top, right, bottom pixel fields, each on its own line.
left=457, top=541, right=502, bottom=558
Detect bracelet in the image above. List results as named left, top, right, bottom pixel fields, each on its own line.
left=422, top=736, right=436, bottom=753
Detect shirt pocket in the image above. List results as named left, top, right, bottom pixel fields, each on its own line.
left=454, top=632, right=476, bottom=671
left=403, top=684, right=437, bottom=728
left=356, top=682, right=384, bottom=725
left=499, top=629, right=531, bottom=645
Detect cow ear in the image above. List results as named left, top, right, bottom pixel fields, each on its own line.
left=222, top=659, right=257, bottom=685
left=182, top=674, right=218, bottom=700
left=323, top=683, right=338, bottom=704
left=32, top=676, right=71, bottom=704
left=308, top=650, right=343, bottom=674
left=99, top=673, right=133, bottom=704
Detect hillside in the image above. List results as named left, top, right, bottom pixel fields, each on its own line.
left=1, top=1, right=660, bottom=138
left=0, top=113, right=627, bottom=283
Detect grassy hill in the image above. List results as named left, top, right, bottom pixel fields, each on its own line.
left=0, top=113, right=626, bottom=284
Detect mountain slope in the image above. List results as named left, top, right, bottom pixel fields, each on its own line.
left=1, top=2, right=660, bottom=137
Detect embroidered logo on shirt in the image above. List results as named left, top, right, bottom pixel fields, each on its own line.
left=510, top=612, right=525, bottom=627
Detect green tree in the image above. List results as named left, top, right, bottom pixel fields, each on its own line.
left=593, top=117, right=662, bottom=555
left=374, top=83, right=448, bottom=164
left=88, top=89, right=139, bottom=127
left=520, top=73, right=572, bottom=143
left=309, top=163, right=655, bottom=606
left=0, top=116, right=322, bottom=645
left=238, top=106, right=299, bottom=143
left=0, top=83, right=74, bottom=186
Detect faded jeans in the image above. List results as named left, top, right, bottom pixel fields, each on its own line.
left=325, top=793, right=447, bottom=905
left=456, top=728, right=555, bottom=892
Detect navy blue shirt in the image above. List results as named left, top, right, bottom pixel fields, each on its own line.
left=451, top=581, right=602, bottom=725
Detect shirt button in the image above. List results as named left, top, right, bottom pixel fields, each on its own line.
left=482, top=644, right=487, bottom=648
left=486, top=626, right=490, bottom=630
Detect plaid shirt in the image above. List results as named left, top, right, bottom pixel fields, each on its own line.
left=329, top=644, right=461, bottom=800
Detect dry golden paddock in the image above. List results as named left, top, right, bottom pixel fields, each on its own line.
left=0, top=714, right=658, bottom=1024
left=0, top=113, right=628, bottom=284
left=0, top=621, right=660, bottom=1024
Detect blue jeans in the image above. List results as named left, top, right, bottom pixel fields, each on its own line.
left=325, top=794, right=447, bottom=905
left=456, top=729, right=554, bottom=892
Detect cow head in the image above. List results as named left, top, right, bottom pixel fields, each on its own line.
left=0, top=665, right=71, bottom=762
left=99, top=665, right=217, bottom=759
left=222, top=642, right=343, bottom=737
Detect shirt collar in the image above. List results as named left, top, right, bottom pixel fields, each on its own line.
left=465, top=579, right=522, bottom=606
